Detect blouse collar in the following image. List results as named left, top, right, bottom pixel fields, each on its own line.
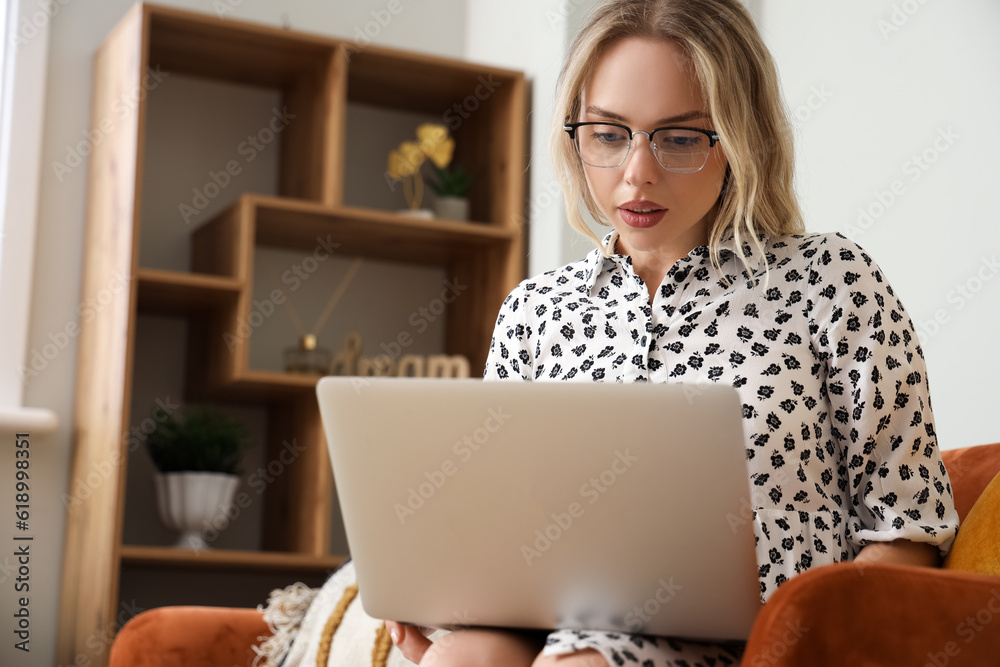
left=580, top=227, right=765, bottom=294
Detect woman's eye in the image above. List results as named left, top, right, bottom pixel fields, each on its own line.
left=662, top=135, right=702, bottom=147
left=592, top=132, right=626, bottom=144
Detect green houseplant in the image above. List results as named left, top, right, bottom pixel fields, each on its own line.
left=146, top=408, right=249, bottom=474
left=428, top=162, right=475, bottom=222
left=146, top=407, right=250, bottom=550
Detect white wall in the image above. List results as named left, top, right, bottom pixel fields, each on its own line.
left=467, top=0, right=647, bottom=274
left=756, top=0, right=1000, bottom=451
left=465, top=0, right=598, bottom=278
left=10, top=2, right=467, bottom=666
left=481, top=0, right=1000, bottom=452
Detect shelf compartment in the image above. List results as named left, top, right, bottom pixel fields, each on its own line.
left=249, top=195, right=511, bottom=376
left=191, top=198, right=251, bottom=279
left=145, top=4, right=341, bottom=205
left=189, top=193, right=514, bottom=278
left=120, top=544, right=347, bottom=573
left=345, top=46, right=527, bottom=229
left=136, top=268, right=241, bottom=316
left=254, top=195, right=514, bottom=265
left=184, top=195, right=514, bottom=393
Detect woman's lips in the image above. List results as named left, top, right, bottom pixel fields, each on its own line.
left=618, top=202, right=667, bottom=228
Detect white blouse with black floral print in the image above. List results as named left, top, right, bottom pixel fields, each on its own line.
left=483, top=227, right=960, bottom=606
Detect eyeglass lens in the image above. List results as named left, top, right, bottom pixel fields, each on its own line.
left=574, top=124, right=711, bottom=172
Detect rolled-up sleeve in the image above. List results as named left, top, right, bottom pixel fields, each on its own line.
left=483, top=283, right=532, bottom=382
left=814, top=235, right=959, bottom=559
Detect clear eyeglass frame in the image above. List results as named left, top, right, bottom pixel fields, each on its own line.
left=563, top=122, right=721, bottom=173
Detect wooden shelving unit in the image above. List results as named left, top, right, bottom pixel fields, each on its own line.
left=136, top=269, right=242, bottom=315
left=57, top=4, right=527, bottom=665
left=119, top=545, right=348, bottom=573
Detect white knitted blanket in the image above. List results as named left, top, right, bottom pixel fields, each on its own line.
left=252, top=560, right=450, bottom=667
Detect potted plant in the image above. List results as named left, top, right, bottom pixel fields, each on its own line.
left=145, top=406, right=250, bottom=550
left=386, top=123, right=475, bottom=221
left=428, top=161, right=474, bottom=222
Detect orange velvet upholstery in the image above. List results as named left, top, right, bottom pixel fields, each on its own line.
left=741, top=563, right=1000, bottom=666
left=109, top=443, right=1000, bottom=666
left=108, top=606, right=267, bottom=667
left=943, top=442, right=1000, bottom=521
left=742, top=442, right=1000, bottom=667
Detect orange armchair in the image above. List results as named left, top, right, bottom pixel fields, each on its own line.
left=108, top=605, right=267, bottom=667
left=741, top=441, right=1000, bottom=667
left=109, top=442, right=1000, bottom=667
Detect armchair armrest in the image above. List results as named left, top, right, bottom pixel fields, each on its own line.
left=109, top=606, right=268, bottom=667
left=742, top=562, right=1000, bottom=666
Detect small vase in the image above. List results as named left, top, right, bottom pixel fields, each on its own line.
left=154, top=472, right=240, bottom=550
left=434, top=196, right=470, bottom=222
left=284, top=334, right=331, bottom=375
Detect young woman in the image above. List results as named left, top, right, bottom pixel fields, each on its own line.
left=387, top=1, right=959, bottom=664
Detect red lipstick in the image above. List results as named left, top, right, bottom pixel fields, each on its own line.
left=618, top=199, right=666, bottom=228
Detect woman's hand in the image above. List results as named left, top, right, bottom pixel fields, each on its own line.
left=854, top=538, right=941, bottom=571
left=384, top=620, right=434, bottom=664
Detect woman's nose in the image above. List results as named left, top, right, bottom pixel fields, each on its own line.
left=623, top=134, right=661, bottom=186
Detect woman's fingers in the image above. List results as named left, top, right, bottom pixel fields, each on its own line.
left=385, top=620, right=433, bottom=664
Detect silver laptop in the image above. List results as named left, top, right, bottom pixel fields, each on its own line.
left=316, top=377, right=761, bottom=641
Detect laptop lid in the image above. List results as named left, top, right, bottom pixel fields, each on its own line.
left=317, top=377, right=761, bottom=641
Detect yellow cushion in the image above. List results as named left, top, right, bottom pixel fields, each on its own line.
left=944, top=470, right=1000, bottom=575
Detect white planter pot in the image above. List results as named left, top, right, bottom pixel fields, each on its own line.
left=434, top=196, right=470, bottom=222
left=396, top=208, right=434, bottom=219
left=154, top=472, right=240, bottom=550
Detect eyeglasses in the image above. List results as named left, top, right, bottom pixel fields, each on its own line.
left=563, top=122, right=720, bottom=173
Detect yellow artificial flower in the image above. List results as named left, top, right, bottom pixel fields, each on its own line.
left=416, top=123, right=455, bottom=168
left=387, top=124, right=455, bottom=182
left=386, top=141, right=425, bottom=179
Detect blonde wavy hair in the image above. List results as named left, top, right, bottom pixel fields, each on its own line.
left=550, top=0, right=805, bottom=282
